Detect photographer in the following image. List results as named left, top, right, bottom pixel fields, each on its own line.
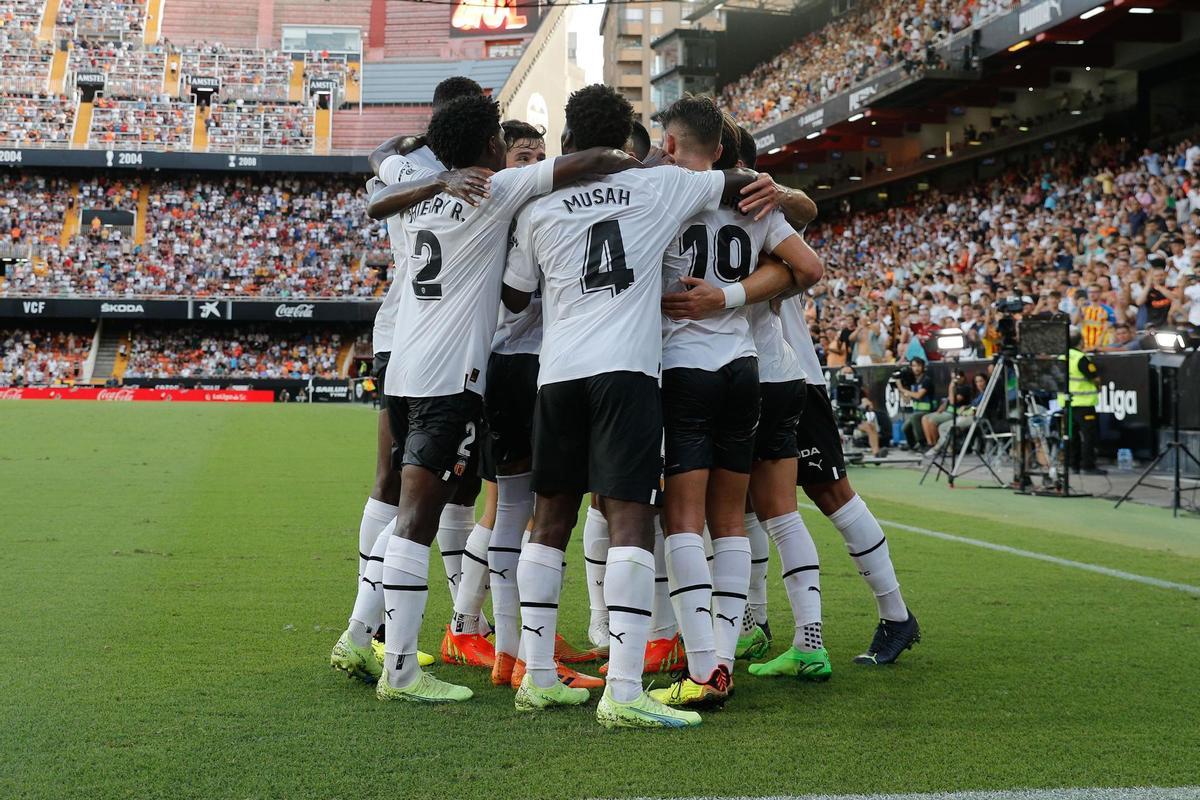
left=921, top=369, right=972, bottom=454
left=898, top=357, right=935, bottom=449
left=857, top=394, right=891, bottom=458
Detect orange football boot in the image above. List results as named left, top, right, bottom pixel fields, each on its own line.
left=441, top=624, right=496, bottom=668
left=599, top=632, right=687, bottom=675
left=492, top=651, right=518, bottom=686
left=511, top=658, right=604, bottom=689
left=554, top=633, right=608, bottom=664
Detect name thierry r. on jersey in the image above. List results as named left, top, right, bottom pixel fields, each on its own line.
left=406, top=196, right=467, bottom=224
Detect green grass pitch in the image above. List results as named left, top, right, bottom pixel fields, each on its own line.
left=1, top=403, right=1198, bottom=799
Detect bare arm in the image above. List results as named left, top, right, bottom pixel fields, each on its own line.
left=551, top=147, right=640, bottom=190
left=369, top=134, right=423, bottom=176
left=737, top=174, right=818, bottom=224
left=501, top=283, right=531, bottom=313
left=769, top=233, right=824, bottom=293
left=366, top=168, right=494, bottom=220
left=661, top=255, right=793, bottom=321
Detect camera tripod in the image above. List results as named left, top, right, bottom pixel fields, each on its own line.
left=920, top=355, right=1008, bottom=487
left=1114, top=351, right=1200, bottom=517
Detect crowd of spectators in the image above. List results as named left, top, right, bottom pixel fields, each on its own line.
left=0, top=170, right=386, bottom=297
left=58, top=0, right=145, bottom=39
left=91, top=96, right=194, bottom=148
left=181, top=45, right=292, bottom=102
left=1, top=172, right=72, bottom=251
left=206, top=100, right=313, bottom=153
left=123, top=325, right=343, bottom=378
left=0, top=94, right=74, bottom=146
left=0, top=327, right=90, bottom=385
left=803, top=136, right=1200, bottom=368
left=722, top=0, right=1020, bottom=132
left=73, top=40, right=166, bottom=97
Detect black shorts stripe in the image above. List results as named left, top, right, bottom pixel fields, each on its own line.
left=712, top=591, right=747, bottom=599
left=440, top=549, right=465, bottom=557
left=382, top=583, right=428, bottom=591
left=520, top=601, right=558, bottom=609
left=849, top=537, right=887, bottom=558
left=488, top=546, right=522, bottom=554
left=782, top=565, right=819, bottom=579
left=669, top=582, right=712, bottom=597
left=584, top=556, right=606, bottom=565
left=607, top=604, right=652, bottom=617
left=750, top=557, right=769, bottom=564
left=462, top=550, right=488, bottom=566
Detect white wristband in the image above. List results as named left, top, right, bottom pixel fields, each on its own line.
left=722, top=283, right=747, bottom=309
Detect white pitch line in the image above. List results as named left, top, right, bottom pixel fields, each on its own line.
left=798, top=503, right=1200, bottom=597
left=635, top=789, right=1200, bottom=800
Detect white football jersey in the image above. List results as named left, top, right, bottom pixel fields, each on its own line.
left=661, top=207, right=795, bottom=371
left=492, top=222, right=542, bottom=356
left=504, top=166, right=726, bottom=387
left=371, top=147, right=446, bottom=354
left=778, top=295, right=826, bottom=386
left=750, top=302, right=805, bottom=384
left=384, top=156, right=557, bottom=398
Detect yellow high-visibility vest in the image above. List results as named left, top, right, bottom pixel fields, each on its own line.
left=1058, top=348, right=1098, bottom=408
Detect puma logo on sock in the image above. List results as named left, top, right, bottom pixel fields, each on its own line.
left=695, top=607, right=713, bottom=617
left=716, top=613, right=738, bottom=626
left=522, top=625, right=545, bottom=637
left=489, top=568, right=509, bottom=580
left=361, top=577, right=381, bottom=590
left=610, top=631, right=626, bottom=644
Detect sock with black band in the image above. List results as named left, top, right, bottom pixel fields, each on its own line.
left=516, top=542, right=564, bottom=689
left=711, top=536, right=751, bottom=669
left=358, top=497, right=397, bottom=582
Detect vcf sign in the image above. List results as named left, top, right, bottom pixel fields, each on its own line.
left=451, top=0, right=530, bottom=33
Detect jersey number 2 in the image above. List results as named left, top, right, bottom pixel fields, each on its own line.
left=581, top=220, right=633, bottom=297
left=412, top=230, right=443, bottom=300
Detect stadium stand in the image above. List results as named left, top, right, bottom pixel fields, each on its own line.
left=72, top=40, right=167, bottom=97
left=159, top=0, right=258, bottom=47
left=206, top=100, right=313, bottom=153
left=122, top=324, right=344, bottom=378
left=803, top=135, right=1200, bottom=366
left=179, top=46, right=292, bottom=102
left=722, top=0, right=1020, bottom=131
left=90, top=96, right=195, bottom=149
left=0, top=326, right=92, bottom=385
left=1, top=170, right=385, bottom=297
left=0, top=94, right=74, bottom=146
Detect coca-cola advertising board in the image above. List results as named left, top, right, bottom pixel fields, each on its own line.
left=0, top=387, right=274, bottom=402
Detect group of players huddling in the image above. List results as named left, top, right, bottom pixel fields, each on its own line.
left=329, top=77, right=921, bottom=729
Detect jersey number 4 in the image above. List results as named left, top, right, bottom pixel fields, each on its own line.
left=680, top=223, right=752, bottom=283
left=580, top=220, right=634, bottom=297
left=412, top=230, right=443, bottom=300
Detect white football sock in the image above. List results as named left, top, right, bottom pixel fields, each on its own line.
left=764, top=512, right=823, bottom=652
left=828, top=494, right=907, bottom=621
left=382, top=535, right=430, bottom=689
left=665, top=532, right=717, bottom=681
left=604, top=546, right=654, bottom=703
left=435, top=503, right=474, bottom=603
left=489, top=473, right=532, bottom=658
left=583, top=506, right=610, bottom=643
left=358, top=497, right=397, bottom=581
left=517, top=542, right=563, bottom=689
left=349, top=519, right=395, bottom=647
left=745, top=513, right=770, bottom=626
left=701, top=525, right=715, bottom=579
left=650, top=521, right=677, bottom=639
left=711, top=536, right=751, bottom=669
left=451, top=522, right=492, bottom=635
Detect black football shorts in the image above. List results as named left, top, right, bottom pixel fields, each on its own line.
left=662, top=356, right=760, bottom=476
left=794, top=383, right=847, bottom=486
left=755, top=379, right=805, bottom=461
left=532, top=371, right=663, bottom=504
left=386, top=391, right=482, bottom=482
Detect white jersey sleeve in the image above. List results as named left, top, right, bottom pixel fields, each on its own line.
left=650, top=166, right=726, bottom=222
left=486, top=157, right=557, bottom=221
left=778, top=295, right=826, bottom=386
left=494, top=212, right=542, bottom=355
left=763, top=210, right=798, bottom=253
left=370, top=152, right=445, bottom=354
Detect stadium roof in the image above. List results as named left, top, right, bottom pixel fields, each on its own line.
left=361, top=59, right=520, bottom=104
left=684, top=0, right=810, bottom=22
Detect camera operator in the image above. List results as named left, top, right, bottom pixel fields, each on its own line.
left=921, top=369, right=972, bottom=455
left=857, top=394, right=891, bottom=458
left=898, top=357, right=935, bottom=449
